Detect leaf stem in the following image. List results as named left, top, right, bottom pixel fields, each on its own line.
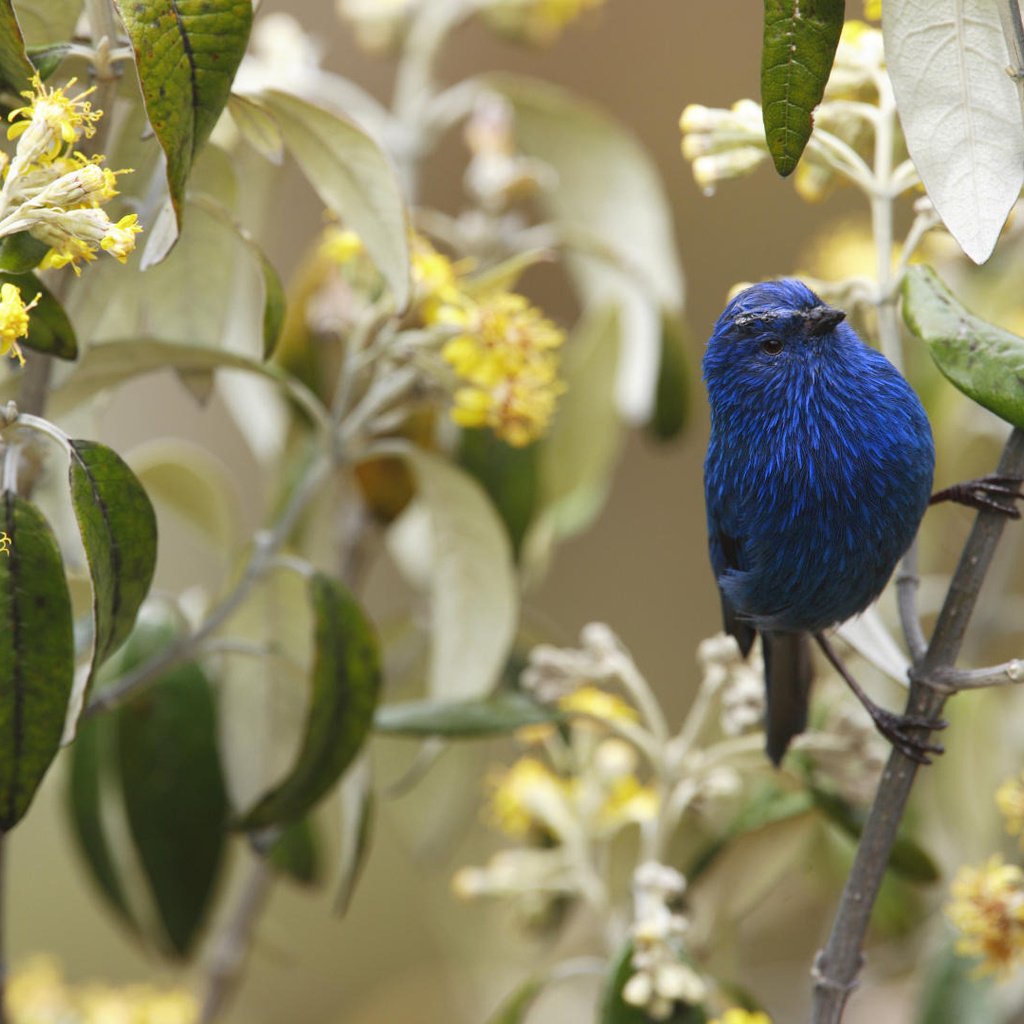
left=197, top=853, right=273, bottom=1024
left=810, top=427, right=1024, bottom=1024
left=0, top=832, right=7, bottom=1024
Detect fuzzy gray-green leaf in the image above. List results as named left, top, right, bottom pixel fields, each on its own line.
left=902, top=265, right=1024, bottom=429
left=0, top=493, right=74, bottom=830
left=761, top=0, right=845, bottom=176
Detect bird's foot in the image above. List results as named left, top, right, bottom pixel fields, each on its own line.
left=930, top=474, right=1024, bottom=519
left=866, top=704, right=947, bottom=765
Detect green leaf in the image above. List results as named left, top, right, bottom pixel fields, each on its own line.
left=688, top=786, right=814, bottom=882
left=256, top=90, right=411, bottom=310
left=761, top=0, right=845, bottom=176
left=457, top=429, right=539, bottom=560
left=601, top=942, right=708, bottom=1024
left=375, top=692, right=561, bottom=737
left=267, top=818, right=322, bottom=887
left=915, top=943, right=998, bottom=1024
left=0, top=1, right=35, bottom=90
left=486, top=976, right=548, bottom=1024
left=647, top=310, right=690, bottom=442
left=115, top=617, right=228, bottom=957
left=902, top=265, right=1024, bottom=428
left=26, top=42, right=69, bottom=79
left=380, top=444, right=518, bottom=701
left=0, top=232, right=49, bottom=274
left=11, top=0, right=79, bottom=46
left=65, top=712, right=137, bottom=929
left=259, top=248, right=286, bottom=360
left=0, top=492, right=74, bottom=830
left=0, top=271, right=76, bottom=359
left=113, top=0, right=252, bottom=224
left=237, top=573, right=381, bottom=830
left=810, top=786, right=939, bottom=883
left=69, top=440, right=157, bottom=668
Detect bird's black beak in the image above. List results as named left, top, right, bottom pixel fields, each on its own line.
left=803, top=305, right=846, bottom=336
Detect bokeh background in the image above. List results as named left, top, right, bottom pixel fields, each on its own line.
left=10, top=2, right=946, bottom=1021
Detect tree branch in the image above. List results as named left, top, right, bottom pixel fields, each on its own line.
left=810, top=426, right=1024, bottom=1023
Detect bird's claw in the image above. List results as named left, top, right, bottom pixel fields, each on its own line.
left=930, top=474, right=1024, bottom=519
left=868, top=706, right=946, bottom=765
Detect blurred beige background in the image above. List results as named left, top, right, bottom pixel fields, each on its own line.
left=10, top=2, right=884, bottom=1022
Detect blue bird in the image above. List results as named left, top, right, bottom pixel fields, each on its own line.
left=703, top=279, right=938, bottom=764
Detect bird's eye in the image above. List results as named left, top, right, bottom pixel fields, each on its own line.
left=761, top=337, right=784, bottom=355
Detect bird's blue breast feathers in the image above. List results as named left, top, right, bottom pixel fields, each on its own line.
left=703, top=280, right=934, bottom=634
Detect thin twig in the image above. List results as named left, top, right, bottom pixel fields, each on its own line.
left=0, top=832, right=7, bottom=1024
left=929, top=658, right=1024, bottom=690
left=810, top=427, right=1024, bottom=1024
left=197, top=854, right=273, bottom=1024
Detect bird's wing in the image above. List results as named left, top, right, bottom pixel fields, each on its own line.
left=708, top=517, right=757, bottom=657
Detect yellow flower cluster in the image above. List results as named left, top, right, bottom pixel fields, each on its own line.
left=483, top=0, right=606, bottom=45
left=710, top=1012, right=772, bottom=1024
left=1, top=75, right=141, bottom=274
left=8, top=956, right=197, bottom=1024
left=947, top=855, right=1024, bottom=975
left=413, top=236, right=566, bottom=448
left=0, top=281, right=38, bottom=366
left=997, top=773, right=1024, bottom=845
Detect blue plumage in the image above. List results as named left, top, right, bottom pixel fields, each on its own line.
left=703, top=280, right=934, bottom=762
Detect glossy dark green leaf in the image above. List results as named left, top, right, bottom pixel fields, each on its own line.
left=646, top=310, right=691, bottom=442
left=237, top=573, right=381, bottom=830
left=902, top=264, right=1024, bottom=429
left=601, top=942, right=708, bottom=1024
left=687, top=786, right=814, bottom=882
left=810, top=786, right=939, bottom=883
left=70, top=441, right=157, bottom=669
left=458, top=428, right=540, bottom=559
left=0, top=272, right=76, bottom=359
left=916, top=943, right=997, bottom=1024
left=113, top=0, right=252, bottom=223
left=0, top=492, right=74, bottom=830
left=0, top=232, right=49, bottom=273
left=374, top=691, right=561, bottom=737
left=761, top=0, right=845, bottom=176
left=66, top=712, right=137, bottom=929
left=0, top=1, right=35, bottom=90
left=267, top=818, right=322, bottom=887
left=116, top=619, right=228, bottom=957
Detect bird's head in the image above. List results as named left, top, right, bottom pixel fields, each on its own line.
left=703, top=279, right=851, bottom=390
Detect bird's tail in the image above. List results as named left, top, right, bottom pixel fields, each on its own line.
left=762, top=632, right=813, bottom=766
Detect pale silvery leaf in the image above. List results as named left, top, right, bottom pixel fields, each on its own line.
left=378, top=443, right=517, bottom=700
left=884, top=0, right=1024, bottom=263
left=496, top=76, right=685, bottom=420
left=836, top=606, right=910, bottom=686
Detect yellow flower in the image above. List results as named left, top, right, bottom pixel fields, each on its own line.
left=488, top=756, right=573, bottom=838
left=997, top=774, right=1024, bottom=844
left=33, top=208, right=141, bottom=273
left=436, top=289, right=566, bottom=447
left=710, top=1012, right=773, bottom=1024
left=320, top=226, right=364, bottom=265
left=0, top=532, right=10, bottom=556
left=600, top=774, right=659, bottom=827
left=558, top=685, right=639, bottom=724
left=483, top=0, right=605, bottom=45
left=7, top=74, right=101, bottom=165
left=864, top=0, right=881, bottom=19
left=947, top=855, right=1024, bottom=974
left=0, top=281, right=38, bottom=366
